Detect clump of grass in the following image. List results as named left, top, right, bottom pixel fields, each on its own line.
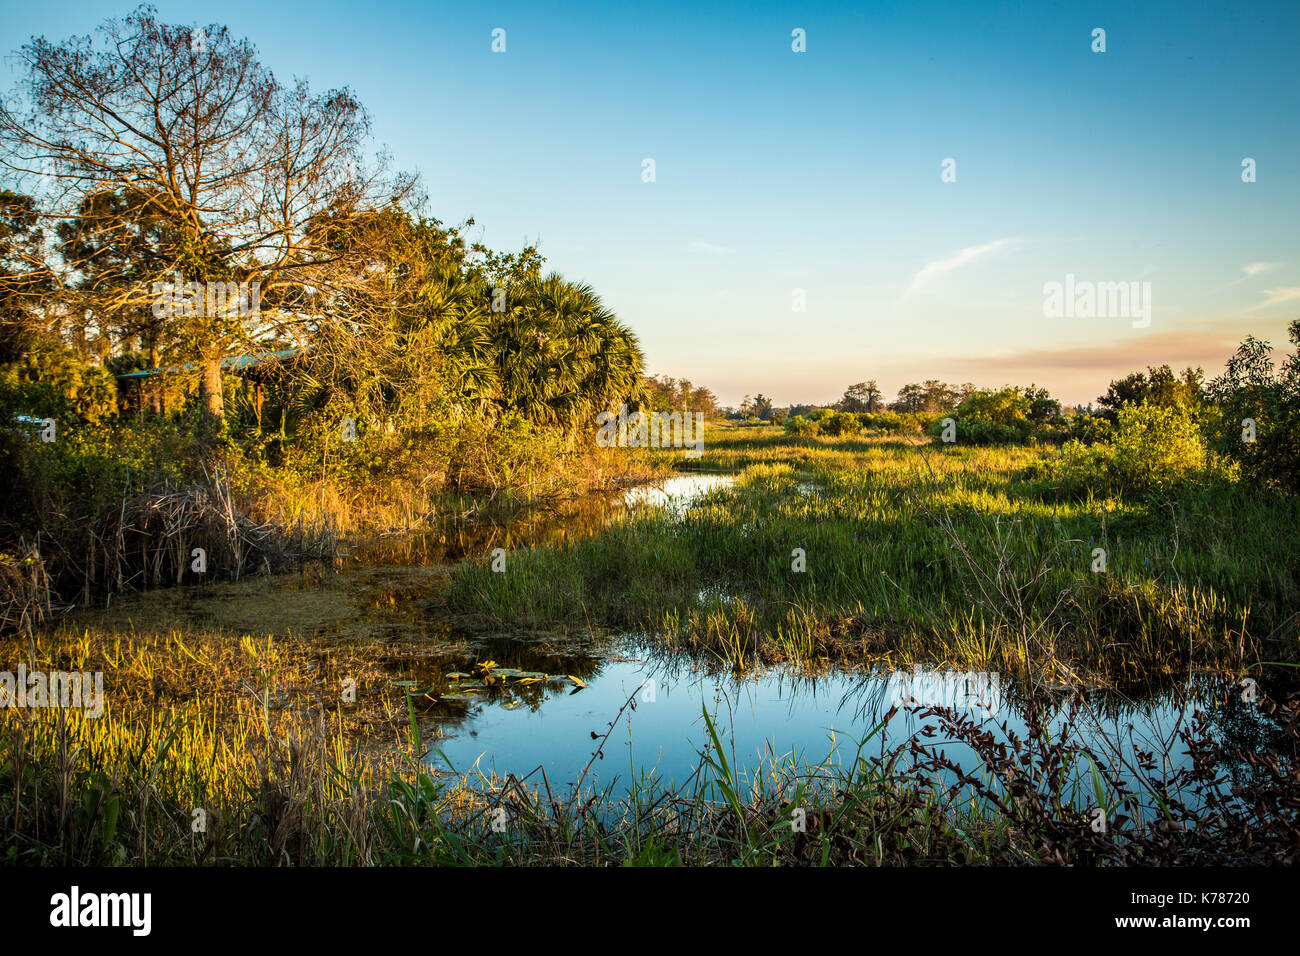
left=0, top=539, right=55, bottom=636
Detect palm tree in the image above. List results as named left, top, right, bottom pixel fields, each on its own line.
left=492, top=274, right=644, bottom=430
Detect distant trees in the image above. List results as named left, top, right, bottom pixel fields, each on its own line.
left=887, top=380, right=968, bottom=414
left=838, top=381, right=883, bottom=412
left=740, top=393, right=774, bottom=420
left=644, top=375, right=719, bottom=416
left=892, top=383, right=926, bottom=413
left=1097, top=365, right=1204, bottom=419
left=926, top=384, right=1067, bottom=445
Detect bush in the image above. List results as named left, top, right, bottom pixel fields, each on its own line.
left=820, top=410, right=862, bottom=437
left=1041, top=404, right=1215, bottom=497
left=928, top=387, right=1067, bottom=445
left=1110, top=402, right=1207, bottom=490
left=931, top=417, right=1024, bottom=445
left=1206, top=319, right=1300, bottom=494
left=0, top=346, right=119, bottom=425
left=783, top=415, right=820, bottom=437
left=860, top=411, right=906, bottom=434
left=1069, top=413, right=1112, bottom=444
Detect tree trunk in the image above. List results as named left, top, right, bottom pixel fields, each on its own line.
left=148, top=339, right=162, bottom=416
left=199, top=353, right=225, bottom=422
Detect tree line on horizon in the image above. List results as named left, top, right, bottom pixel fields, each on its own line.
left=722, top=335, right=1300, bottom=495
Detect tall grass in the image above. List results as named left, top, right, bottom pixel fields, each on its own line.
left=450, top=426, right=1300, bottom=683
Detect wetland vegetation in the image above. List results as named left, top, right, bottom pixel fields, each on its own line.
left=0, top=6, right=1296, bottom=868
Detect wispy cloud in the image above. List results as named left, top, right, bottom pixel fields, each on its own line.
left=1245, top=286, right=1300, bottom=311
left=1243, top=262, right=1280, bottom=278
left=904, top=238, right=1017, bottom=297
left=1208, top=261, right=1284, bottom=296
left=689, top=240, right=730, bottom=255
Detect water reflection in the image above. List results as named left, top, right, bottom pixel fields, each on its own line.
left=621, top=473, right=735, bottom=518
left=424, top=644, right=1265, bottom=812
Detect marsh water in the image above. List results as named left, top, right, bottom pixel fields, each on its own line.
left=98, top=473, right=1274, bottom=804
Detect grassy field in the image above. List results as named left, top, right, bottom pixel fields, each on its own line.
left=450, top=422, right=1300, bottom=688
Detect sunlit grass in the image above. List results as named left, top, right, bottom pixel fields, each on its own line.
left=450, top=424, right=1300, bottom=685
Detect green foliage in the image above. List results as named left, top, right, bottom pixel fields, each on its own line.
left=819, top=410, right=862, bottom=437
left=1068, top=413, right=1112, bottom=444
left=1110, top=403, right=1207, bottom=489
left=783, top=415, right=819, bottom=436
left=0, top=415, right=197, bottom=574
left=1098, top=364, right=1204, bottom=420
left=0, top=345, right=119, bottom=424
left=859, top=411, right=907, bottom=434
left=1046, top=404, right=1217, bottom=497
left=1206, top=320, right=1300, bottom=494
left=929, top=387, right=1066, bottom=445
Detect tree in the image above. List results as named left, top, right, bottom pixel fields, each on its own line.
left=1022, top=384, right=1063, bottom=424
left=921, top=379, right=959, bottom=412
left=1098, top=364, right=1203, bottom=419
left=839, top=380, right=883, bottom=412
left=489, top=273, right=644, bottom=429
left=891, top=383, right=925, bottom=413
left=0, top=189, right=50, bottom=363
left=0, top=6, right=417, bottom=422
left=741, top=393, right=773, bottom=420
left=55, top=185, right=186, bottom=411
left=644, top=374, right=718, bottom=416
left=1206, top=321, right=1300, bottom=493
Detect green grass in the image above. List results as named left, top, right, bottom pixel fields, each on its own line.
left=449, top=423, right=1300, bottom=686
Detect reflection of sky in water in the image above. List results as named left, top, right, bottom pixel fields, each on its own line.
left=621, top=474, right=734, bottom=518
left=428, top=652, right=1220, bottom=813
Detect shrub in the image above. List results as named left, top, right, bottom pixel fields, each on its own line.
left=1110, top=402, right=1207, bottom=490
left=932, top=417, right=1024, bottom=445
left=861, top=411, right=906, bottom=434
left=783, top=415, right=820, bottom=436
left=0, top=346, right=119, bottom=425
left=1206, top=319, right=1300, bottom=494
left=1069, top=413, right=1112, bottom=444
left=820, top=410, right=862, bottom=437
left=1042, top=404, right=1213, bottom=497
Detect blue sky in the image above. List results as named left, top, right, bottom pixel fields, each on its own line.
left=3, top=0, right=1298, bottom=406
